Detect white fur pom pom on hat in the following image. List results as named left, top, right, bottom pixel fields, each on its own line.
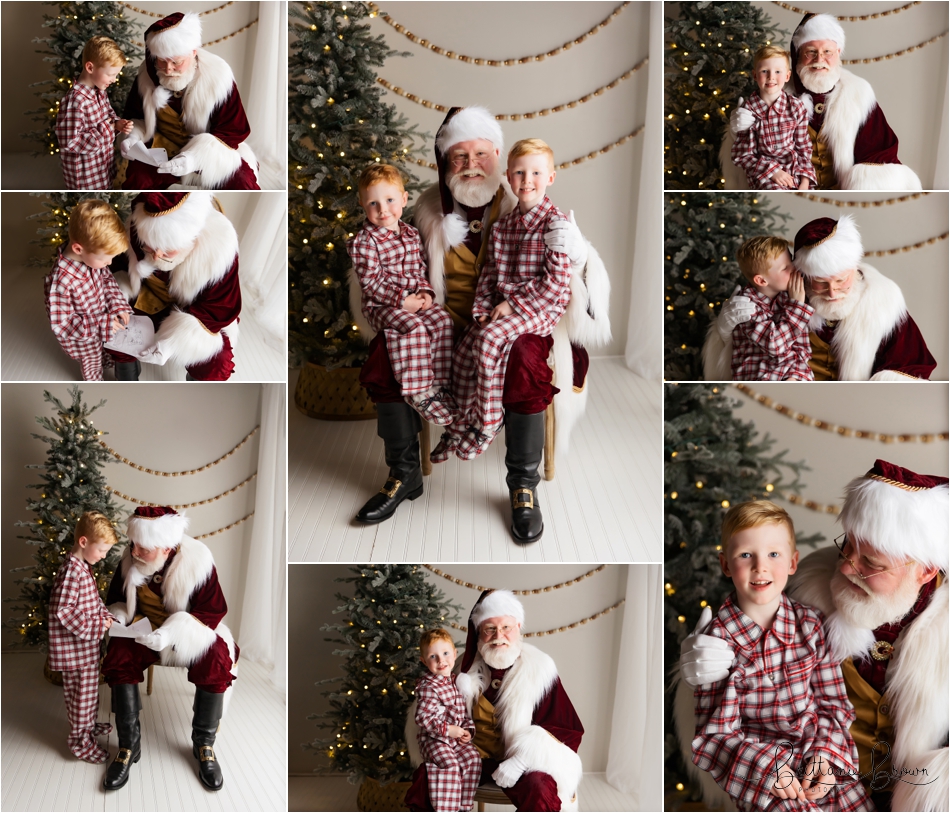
left=791, top=13, right=846, bottom=53
left=792, top=214, right=863, bottom=279
left=435, top=106, right=504, bottom=157
left=471, top=589, right=525, bottom=629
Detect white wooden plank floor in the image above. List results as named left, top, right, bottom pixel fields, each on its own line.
left=1, top=267, right=285, bottom=382
left=288, top=359, right=661, bottom=562
left=288, top=772, right=638, bottom=812
left=1, top=652, right=286, bottom=812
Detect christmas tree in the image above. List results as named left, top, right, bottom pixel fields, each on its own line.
left=664, top=2, right=784, bottom=189
left=28, top=192, right=135, bottom=266
left=663, top=383, right=821, bottom=799
left=664, top=192, right=791, bottom=380
left=288, top=1, right=428, bottom=369
left=23, top=2, right=143, bottom=157
left=6, top=387, right=126, bottom=651
left=305, top=565, right=463, bottom=785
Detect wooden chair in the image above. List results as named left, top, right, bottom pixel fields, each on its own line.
left=420, top=402, right=556, bottom=480
left=474, top=779, right=514, bottom=811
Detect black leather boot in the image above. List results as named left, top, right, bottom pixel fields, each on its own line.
left=504, top=410, right=545, bottom=543
left=355, top=402, right=423, bottom=523
left=192, top=689, right=225, bottom=791
left=103, top=684, right=141, bottom=790
left=115, top=361, right=141, bottom=381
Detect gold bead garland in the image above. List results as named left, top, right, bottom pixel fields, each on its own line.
left=107, top=472, right=257, bottom=509
left=795, top=192, right=929, bottom=207
left=843, top=32, right=947, bottom=64
left=771, top=1, right=920, bottom=21
left=777, top=491, right=840, bottom=515
left=367, top=1, right=629, bottom=65
left=120, top=1, right=234, bottom=17
left=195, top=512, right=254, bottom=539
left=424, top=564, right=607, bottom=593
left=408, top=126, right=643, bottom=172
left=99, top=426, right=259, bottom=475
left=449, top=599, right=625, bottom=638
left=734, top=384, right=949, bottom=443
left=864, top=233, right=948, bottom=257
left=377, top=57, right=647, bottom=120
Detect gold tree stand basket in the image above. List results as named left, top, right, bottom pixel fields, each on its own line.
left=294, top=363, right=376, bottom=421
left=356, top=777, right=411, bottom=812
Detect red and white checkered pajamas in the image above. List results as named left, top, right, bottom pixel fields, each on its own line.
left=55, top=81, right=118, bottom=189
left=731, top=287, right=815, bottom=381
left=348, top=220, right=453, bottom=397
left=415, top=672, right=481, bottom=812
left=49, top=554, right=116, bottom=763
left=45, top=250, right=132, bottom=381
left=451, top=197, right=571, bottom=451
left=731, top=91, right=816, bottom=190
left=693, top=593, right=873, bottom=812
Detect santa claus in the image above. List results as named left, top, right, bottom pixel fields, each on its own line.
left=703, top=214, right=936, bottom=381
left=722, top=13, right=922, bottom=191
left=354, top=106, right=612, bottom=542
left=101, top=506, right=239, bottom=792
left=677, top=460, right=948, bottom=811
left=405, top=589, right=584, bottom=811
left=120, top=12, right=260, bottom=190
left=111, top=191, right=241, bottom=381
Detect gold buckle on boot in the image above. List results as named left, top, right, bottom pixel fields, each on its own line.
left=115, top=748, right=133, bottom=765
left=199, top=745, right=216, bottom=762
left=379, top=477, right=402, bottom=498
left=512, top=488, right=534, bottom=510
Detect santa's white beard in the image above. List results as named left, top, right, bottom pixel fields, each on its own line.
left=808, top=272, right=865, bottom=322
left=158, top=60, right=197, bottom=93
left=447, top=164, right=505, bottom=209
left=148, top=241, right=195, bottom=271
left=479, top=637, right=522, bottom=670
left=831, top=568, right=922, bottom=630
left=798, top=62, right=842, bottom=94
left=131, top=551, right=169, bottom=578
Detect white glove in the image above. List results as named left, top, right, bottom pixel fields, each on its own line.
left=157, top=151, right=196, bottom=176
left=679, top=606, right=735, bottom=687
left=138, top=343, right=167, bottom=365
left=120, top=135, right=141, bottom=159
left=716, top=286, right=755, bottom=340
left=728, top=98, right=755, bottom=136
left=136, top=628, right=169, bottom=652
left=492, top=755, right=528, bottom=788
left=544, top=210, right=589, bottom=268
left=108, top=605, right=129, bottom=625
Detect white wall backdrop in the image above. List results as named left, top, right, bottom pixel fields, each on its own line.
left=721, top=382, right=949, bottom=546
left=0, top=382, right=274, bottom=651
left=365, top=1, right=655, bottom=358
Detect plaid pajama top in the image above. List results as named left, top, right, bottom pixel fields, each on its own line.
left=473, top=196, right=572, bottom=330
left=693, top=593, right=871, bottom=812
left=348, top=220, right=432, bottom=332
left=731, top=287, right=815, bottom=381
left=55, top=82, right=117, bottom=189
left=415, top=672, right=476, bottom=744
left=48, top=554, right=114, bottom=672
left=731, top=91, right=816, bottom=188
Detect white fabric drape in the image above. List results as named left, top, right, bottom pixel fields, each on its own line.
left=606, top=564, right=662, bottom=810
left=934, top=71, right=949, bottom=189
left=238, top=193, right=287, bottom=348
left=624, top=1, right=662, bottom=379
left=245, top=0, right=287, bottom=190
left=237, top=384, right=287, bottom=693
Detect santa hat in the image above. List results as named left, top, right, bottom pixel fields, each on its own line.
left=434, top=107, right=504, bottom=216
left=792, top=215, right=863, bottom=279
left=838, top=460, right=949, bottom=573
left=145, top=12, right=202, bottom=60
left=127, top=505, right=189, bottom=551
left=130, top=192, right=214, bottom=252
left=789, top=13, right=845, bottom=96
left=459, top=589, right=525, bottom=673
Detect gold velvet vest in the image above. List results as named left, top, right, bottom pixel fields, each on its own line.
left=841, top=657, right=895, bottom=786
left=808, top=126, right=838, bottom=190
left=135, top=275, right=174, bottom=315
left=152, top=104, right=191, bottom=158
left=135, top=583, right=170, bottom=630
left=471, top=693, right=504, bottom=760
left=808, top=330, right=838, bottom=381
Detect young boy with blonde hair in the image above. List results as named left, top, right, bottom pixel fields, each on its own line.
left=731, top=45, right=816, bottom=190
left=48, top=512, right=120, bottom=764
left=731, top=235, right=814, bottom=381
left=692, top=501, right=872, bottom=812
left=44, top=199, right=133, bottom=381
left=414, top=628, right=480, bottom=812
left=434, top=138, right=572, bottom=463
left=348, top=163, right=456, bottom=426
left=55, top=36, right=134, bottom=189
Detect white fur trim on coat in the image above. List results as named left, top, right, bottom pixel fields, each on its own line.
left=146, top=12, right=201, bottom=59
left=842, top=161, right=922, bottom=191
left=155, top=309, right=226, bottom=368
left=131, top=191, right=214, bottom=252
left=179, top=132, right=249, bottom=190
left=793, top=214, right=863, bottom=280
left=459, top=644, right=582, bottom=807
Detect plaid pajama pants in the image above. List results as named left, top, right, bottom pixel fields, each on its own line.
left=373, top=305, right=454, bottom=397
left=420, top=737, right=482, bottom=812
left=61, top=665, right=111, bottom=763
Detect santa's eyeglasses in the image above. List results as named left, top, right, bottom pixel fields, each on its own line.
left=800, top=48, right=838, bottom=63
left=834, top=533, right=913, bottom=580
left=479, top=624, right=515, bottom=639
